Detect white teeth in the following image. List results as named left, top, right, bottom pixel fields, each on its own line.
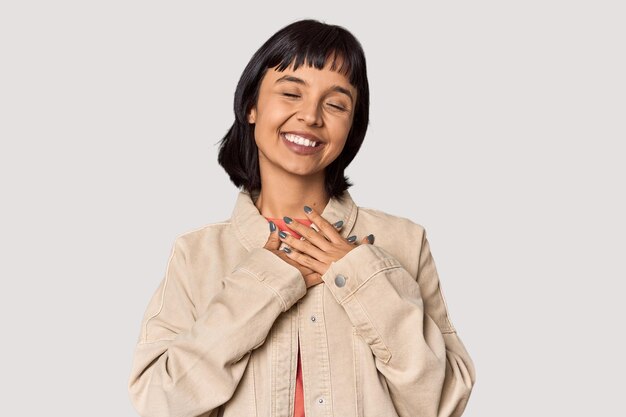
left=284, top=133, right=318, bottom=147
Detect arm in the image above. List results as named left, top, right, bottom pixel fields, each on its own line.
left=321, top=226, right=476, bottom=417
left=128, top=238, right=306, bottom=417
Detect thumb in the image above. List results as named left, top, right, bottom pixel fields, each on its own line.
left=264, top=221, right=282, bottom=250
left=359, top=234, right=375, bottom=245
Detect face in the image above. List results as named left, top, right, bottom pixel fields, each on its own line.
left=247, top=59, right=357, bottom=180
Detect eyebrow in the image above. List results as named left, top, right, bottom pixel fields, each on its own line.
left=275, top=75, right=354, bottom=103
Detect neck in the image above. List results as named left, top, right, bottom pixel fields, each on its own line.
left=254, top=171, right=329, bottom=220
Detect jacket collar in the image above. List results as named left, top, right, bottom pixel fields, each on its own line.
left=231, top=189, right=358, bottom=251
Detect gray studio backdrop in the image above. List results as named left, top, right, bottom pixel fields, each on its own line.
left=1, top=1, right=624, bottom=416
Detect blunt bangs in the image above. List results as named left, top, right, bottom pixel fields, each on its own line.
left=266, top=29, right=364, bottom=89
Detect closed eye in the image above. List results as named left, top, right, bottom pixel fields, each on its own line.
left=328, top=103, right=347, bottom=111
left=282, top=93, right=300, bottom=98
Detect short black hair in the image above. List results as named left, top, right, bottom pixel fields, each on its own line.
left=216, top=19, right=370, bottom=201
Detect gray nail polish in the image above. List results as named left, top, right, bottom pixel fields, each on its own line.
left=269, top=221, right=276, bottom=232
left=347, top=235, right=357, bottom=243
left=333, top=220, right=344, bottom=228
left=367, top=234, right=375, bottom=244
left=283, top=247, right=292, bottom=253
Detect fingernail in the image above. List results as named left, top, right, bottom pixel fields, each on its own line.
left=269, top=221, right=276, bottom=232
left=333, top=220, right=343, bottom=228
left=279, top=231, right=288, bottom=239
left=283, top=216, right=292, bottom=224
left=303, top=205, right=312, bottom=213
left=367, top=234, right=375, bottom=244
left=283, top=247, right=292, bottom=253
left=347, top=235, right=357, bottom=243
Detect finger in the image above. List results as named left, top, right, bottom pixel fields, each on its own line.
left=278, top=229, right=328, bottom=262
left=282, top=244, right=326, bottom=275
left=303, top=272, right=323, bottom=288
left=283, top=216, right=332, bottom=251
left=263, top=221, right=281, bottom=250
left=302, top=206, right=344, bottom=245
left=310, top=220, right=343, bottom=241
left=279, top=247, right=314, bottom=273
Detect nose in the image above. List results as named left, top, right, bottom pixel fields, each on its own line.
left=297, top=98, right=323, bottom=127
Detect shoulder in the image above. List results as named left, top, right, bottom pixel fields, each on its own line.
left=357, top=205, right=427, bottom=240
left=354, top=205, right=430, bottom=277
left=168, top=219, right=235, bottom=256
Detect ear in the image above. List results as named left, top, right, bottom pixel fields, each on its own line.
left=247, top=106, right=257, bottom=124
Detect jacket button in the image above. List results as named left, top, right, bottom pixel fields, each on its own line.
left=334, top=274, right=346, bottom=287
left=310, top=315, right=317, bottom=322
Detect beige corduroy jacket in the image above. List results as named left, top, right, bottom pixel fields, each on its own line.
left=128, top=189, right=476, bottom=417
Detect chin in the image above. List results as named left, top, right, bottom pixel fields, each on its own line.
left=281, top=163, right=320, bottom=177
left=286, top=168, right=316, bottom=177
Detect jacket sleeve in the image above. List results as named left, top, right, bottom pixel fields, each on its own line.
left=320, top=226, right=476, bottom=417
left=128, top=238, right=306, bottom=417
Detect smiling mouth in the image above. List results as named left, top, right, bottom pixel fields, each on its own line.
left=280, top=132, right=326, bottom=155
left=281, top=132, right=321, bottom=147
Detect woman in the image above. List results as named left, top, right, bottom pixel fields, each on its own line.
left=128, top=19, right=476, bottom=417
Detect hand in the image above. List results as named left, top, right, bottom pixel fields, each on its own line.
left=278, top=205, right=375, bottom=279
left=263, top=219, right=347, bottom=288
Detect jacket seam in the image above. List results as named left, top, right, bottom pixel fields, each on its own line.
left=176, top=221, right=231, bottom=238
left=436, top=282, right=457, bottom=333
left=352, top=329, right=362, bottom=417
left=137, top=338, right=176, bottom=345
left=143, top=242, right=178, bottom=343
left=352, top=293, right=392, bottom=364
left=251, top=355, right=258, bottom=417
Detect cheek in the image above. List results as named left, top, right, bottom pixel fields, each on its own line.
left=332, top=119, right=353, bottom=145
left=325, top=127, right=351, bottom=160
left=256, top=104, right=290, bottom=132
